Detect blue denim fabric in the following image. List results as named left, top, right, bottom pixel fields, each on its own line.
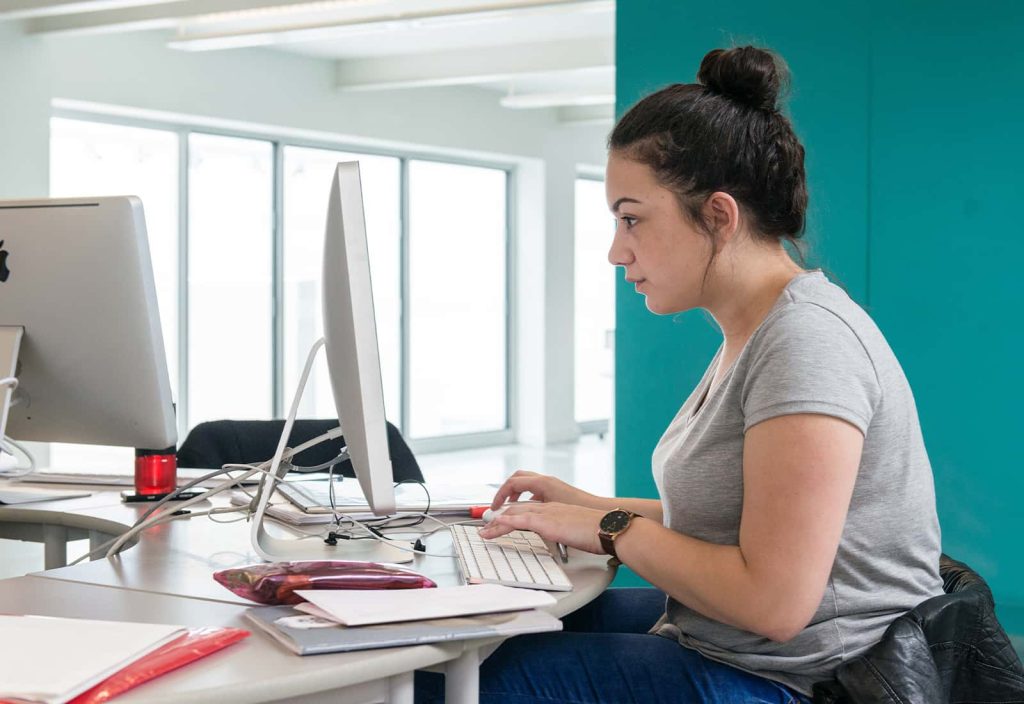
left=414, top=588, right=812, bottom=704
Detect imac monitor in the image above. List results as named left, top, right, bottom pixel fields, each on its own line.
left=250, top=162, right=404, bottom=563
left=322, top=161, right=396, bottom=516
left=0, top=197, right=177, bottom=453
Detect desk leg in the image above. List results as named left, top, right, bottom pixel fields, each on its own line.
left=444, top=648, right=480, bottom=704
left=89, top=530, right=106, bottom=561
left=389, top=671, right=414, bottom=704
left=42, top=525, right=68, bottom=570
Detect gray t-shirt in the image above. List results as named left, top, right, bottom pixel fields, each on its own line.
left=651, top=270, right=943, bottom=695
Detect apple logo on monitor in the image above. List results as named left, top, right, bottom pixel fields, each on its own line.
left=0, top=240, right=9, bottom=283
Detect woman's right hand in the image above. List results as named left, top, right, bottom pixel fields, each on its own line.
left=490, top=470, right=600, bottom=510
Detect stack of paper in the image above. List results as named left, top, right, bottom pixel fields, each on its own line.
left=228, top=489, right=334, bottom=525
left=246, top=585, right=561, bottom=655
left=0, top=615, right=185, bottom=704
left=247, top=604, right=562, bottom=655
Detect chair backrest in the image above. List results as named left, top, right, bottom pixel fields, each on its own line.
left=813, top=555, right=1024, bottom=704
left=177, top=419, right=424, bottom=484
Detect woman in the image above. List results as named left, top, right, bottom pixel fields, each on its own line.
left=416, top=45, right=944, bottom=704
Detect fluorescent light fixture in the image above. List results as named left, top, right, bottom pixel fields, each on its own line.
left=500, top=91, right=614, bottom=109
left=188, top=0, right=382, bottom=26
left=169, top=0, right=612, bottom=51
left=0, top=0, right=176, bottom=21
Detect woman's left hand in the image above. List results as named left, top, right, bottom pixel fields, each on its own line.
left=477, top=501, right=608, bottom=555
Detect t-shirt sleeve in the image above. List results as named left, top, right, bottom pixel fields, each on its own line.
left=741, top=303, right=882, bottom=434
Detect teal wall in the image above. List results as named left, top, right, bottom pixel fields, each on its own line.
left=614, top=0, right=1024, bottom=622
left=867, top=1, right=1024, bottom=626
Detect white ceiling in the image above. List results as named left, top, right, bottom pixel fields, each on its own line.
left=277, top=2, right=612, bottom=59
left=7, top=0, right=616, bottom=119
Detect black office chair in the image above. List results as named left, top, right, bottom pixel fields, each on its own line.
left=177, top=419, right=424, bottom=484
left=812, top=555, right=1024, bottom=703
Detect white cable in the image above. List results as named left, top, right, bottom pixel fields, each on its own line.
left=106, top=424, right=349, bottom=560
left=104, top=421, right=348, bottom=556
left=69, top=506, right=242, bottom=566
left=1, top=377, right=32, bottom=476
left=0, top=435, right=35, bottom=478
left=104, top=464, right=271, bottom=558
left=321, top=510, right=458, bottom=559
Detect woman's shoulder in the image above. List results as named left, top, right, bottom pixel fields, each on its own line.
left=752, top=271, right=882, bottom=357
left=737, top=271, right=888, bottom=396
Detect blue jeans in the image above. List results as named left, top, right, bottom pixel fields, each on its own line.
left=414, top=588, right=812, bottom=704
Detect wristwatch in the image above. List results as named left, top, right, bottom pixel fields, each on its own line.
left=598, top=508, right=638, bottom=560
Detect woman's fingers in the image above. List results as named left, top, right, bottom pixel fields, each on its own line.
left=478, top=504, right=543, bottom=538
left=490, top=471, right=542, bottom=510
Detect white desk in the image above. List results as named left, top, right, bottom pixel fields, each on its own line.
left=0, top=485, right=616, bottom=703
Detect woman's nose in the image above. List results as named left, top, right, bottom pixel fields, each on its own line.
left=607, top=227, right=633, bottom=267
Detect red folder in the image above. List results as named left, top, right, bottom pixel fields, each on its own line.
left=66, top=627, right=249, bottom=704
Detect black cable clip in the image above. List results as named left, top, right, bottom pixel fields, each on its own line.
left=324, top=530, right=351, bottom=546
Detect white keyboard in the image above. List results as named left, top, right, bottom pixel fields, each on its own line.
left=449, top=523, right=572, bottom=592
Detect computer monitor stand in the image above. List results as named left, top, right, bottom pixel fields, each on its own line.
left=250, top=337, right=412, bottom=565
left=0, top=326, right=24, bottom=445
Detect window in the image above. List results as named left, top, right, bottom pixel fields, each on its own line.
left=407, top=161, right=508, bottom=438
left=187, top=133, right=274, bottom=426
left=282, top=147, right=401, bottom=422
left=48, top=118, right=179, bottom=468
left=48, top=116, right=511, bottom=459
left=574, top=177, right=614, bottom=428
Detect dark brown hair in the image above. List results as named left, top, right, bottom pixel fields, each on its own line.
left=609, top=46, right=808, bottom=253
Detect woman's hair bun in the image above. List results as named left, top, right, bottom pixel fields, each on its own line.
left=697, top=46, right=788, bottom=112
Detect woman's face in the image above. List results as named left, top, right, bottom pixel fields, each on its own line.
left=605, top=152, right=713, bottom=315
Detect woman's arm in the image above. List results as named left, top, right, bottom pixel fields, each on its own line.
left=483, top=412, right=862, bottom=642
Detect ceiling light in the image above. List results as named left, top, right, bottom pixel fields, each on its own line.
left=189, top=0, right=383, bottom=26
left=500, top=91, right=614, bottom=109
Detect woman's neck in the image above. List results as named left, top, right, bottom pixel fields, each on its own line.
left=705, top=245, right=806, bottom=355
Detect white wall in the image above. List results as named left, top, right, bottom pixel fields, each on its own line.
left=0, top=22, right=609, bottom=447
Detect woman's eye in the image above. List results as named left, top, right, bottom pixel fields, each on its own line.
left=621, top=216, right=637, bottom=229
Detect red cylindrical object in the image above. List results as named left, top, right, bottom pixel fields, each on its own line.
left=134, top=449, right=177, bottom=496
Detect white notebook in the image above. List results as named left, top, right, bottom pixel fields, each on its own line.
left=0, top=615, right=185, bottom=704
left=295, top=584, right=556, bottom=627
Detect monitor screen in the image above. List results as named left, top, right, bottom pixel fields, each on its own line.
left=322, top=161, right=396, bottom=516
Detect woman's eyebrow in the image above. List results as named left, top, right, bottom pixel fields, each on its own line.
left=611, top=197, right=641, bottom=213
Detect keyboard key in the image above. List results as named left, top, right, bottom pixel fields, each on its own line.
left=449, top=524, right=572, bottom=592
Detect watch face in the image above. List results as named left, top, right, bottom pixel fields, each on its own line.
left=600, top=510, right=631, bottom=533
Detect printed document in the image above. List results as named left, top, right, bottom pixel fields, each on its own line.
left=295, top=583, right=556, bottom=626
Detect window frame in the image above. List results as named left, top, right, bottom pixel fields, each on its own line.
left=51, top=108, right=516, bottom=452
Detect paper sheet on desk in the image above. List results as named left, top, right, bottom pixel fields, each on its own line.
left=0, top=615, right=184, bottom=704
left=295, top=584, right=556, bottom=626
left=227, top=490, right=336, bottom=525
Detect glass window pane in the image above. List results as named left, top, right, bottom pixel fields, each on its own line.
left=48, top=117, right=179, bottom=467
left=408, top=161, right=507, bottom=438
left=574, top=178, right=614, bottom=424
left=282, top=147, right=401, bottom=426
left=187, top=133, right=273, bottom=426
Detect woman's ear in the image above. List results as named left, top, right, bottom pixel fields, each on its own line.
left=702, top=192, right=741, bottom=243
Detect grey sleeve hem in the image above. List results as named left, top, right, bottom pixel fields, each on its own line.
left=744, top=400, right=870, bottom=435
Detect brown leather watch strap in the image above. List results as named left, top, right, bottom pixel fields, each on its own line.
left=599, top=532, right=619, bottom=559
